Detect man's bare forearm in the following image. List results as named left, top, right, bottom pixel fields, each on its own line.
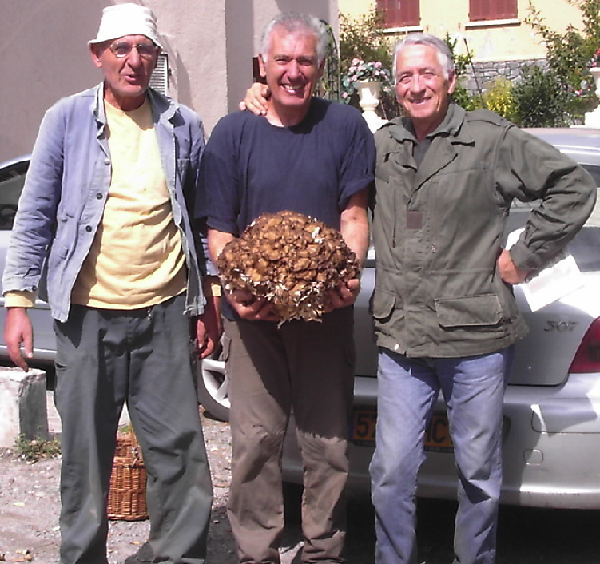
left=208, top=228, right=234, bottom=265
left=340, top=187, right=370, bottom=270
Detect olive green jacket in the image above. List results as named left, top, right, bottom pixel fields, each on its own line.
left=371, top=102, right=597, bottom=358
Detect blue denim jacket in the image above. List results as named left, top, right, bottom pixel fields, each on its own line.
left=2, top=83, right=209, bottom=322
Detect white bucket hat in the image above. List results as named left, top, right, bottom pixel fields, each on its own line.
left=89, top=3, right=162, bottom=48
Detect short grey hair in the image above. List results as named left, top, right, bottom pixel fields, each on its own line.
left=260, top=12, right=328, bottom=66
left=393, top=33, right=455, bottom=81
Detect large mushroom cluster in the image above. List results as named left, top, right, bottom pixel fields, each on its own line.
left=217, top=210, right=359, bottom=323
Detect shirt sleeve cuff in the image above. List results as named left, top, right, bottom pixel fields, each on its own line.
left=4, top=290, right=37, bottom=308
left=203, top=275, right=222, bottom=297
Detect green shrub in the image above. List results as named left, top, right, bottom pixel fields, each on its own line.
left=452, top=84, right=482, bottom=111
left=482, top=77, right=516, bottom=121
left=511, top=66, right=571, bottom=127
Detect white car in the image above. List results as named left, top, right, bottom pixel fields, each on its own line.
left=1, top=127, right=600, bottom=509
left=282, top=127, right=600, bottom=509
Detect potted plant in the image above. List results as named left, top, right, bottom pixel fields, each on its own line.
left=587, top=48, right=600, bottom=98
left=340, top=58, right=393, bottom=105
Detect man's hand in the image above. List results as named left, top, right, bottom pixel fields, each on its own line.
left=208, top=229, right=278, bottom=322
left=4, top=307, right=34, bottom=371
left=227, top=289, right=279, bottom=321
left=239, top=83, right=270, bottom=116
left=498, top=249, right=529, bottom=285
left=196, top=295, right=222, bottom=359
left=328, top=279, right=361, bottom=310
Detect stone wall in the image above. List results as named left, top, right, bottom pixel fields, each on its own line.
left=463, top=58, right=547, bottom=96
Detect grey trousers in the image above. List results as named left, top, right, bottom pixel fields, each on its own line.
left=53, top=294, right=213, bottom=564
left=224, top=307, right=355, bottom=564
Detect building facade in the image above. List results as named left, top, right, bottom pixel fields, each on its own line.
left=0, top=0, right=338, bottom=162
left=340, top=0, right=584, bottom=92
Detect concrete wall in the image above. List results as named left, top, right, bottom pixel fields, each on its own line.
left=0, top=0, right=338, bottom=162
left=339, top=0, right=583, bottom=62
left=0, top=0, right=105, bottom=162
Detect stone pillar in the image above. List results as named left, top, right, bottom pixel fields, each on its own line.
left=357, top=80, right=387, bottom=132
left=0, top=367, right=48, bottom=447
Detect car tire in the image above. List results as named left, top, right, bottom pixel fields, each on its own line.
left=197, top=356, right=230, bottom=422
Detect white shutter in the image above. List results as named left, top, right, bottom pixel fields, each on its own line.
left=150, top=52, right=169, bottom=96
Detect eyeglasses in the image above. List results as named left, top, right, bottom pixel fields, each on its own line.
left=108, top=41, right=157, bottom=59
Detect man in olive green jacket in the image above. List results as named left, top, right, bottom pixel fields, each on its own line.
left=369, top=33, right=597, bottom=564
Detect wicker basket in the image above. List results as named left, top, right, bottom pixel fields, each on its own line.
left=107, top=430, right=149, bottom=521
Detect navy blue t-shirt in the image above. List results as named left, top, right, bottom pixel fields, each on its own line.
left=198, top=97, right=375, bottom=235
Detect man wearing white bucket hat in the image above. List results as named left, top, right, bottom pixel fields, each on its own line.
left=2, top=3, right=217, bottom=564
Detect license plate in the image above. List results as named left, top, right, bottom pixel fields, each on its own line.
left=350, top=409, right=454, bottom=453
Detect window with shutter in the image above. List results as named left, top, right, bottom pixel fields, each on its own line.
left=149, top=52, right=169, bottom=96
left=376, top=0, right=420, bottom=28
left=469, top=0, right=517, bottom=22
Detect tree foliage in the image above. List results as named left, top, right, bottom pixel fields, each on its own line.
left=525, top=0, right=600, bottom=121
left=339, top=10, right=393, bottom=75
left=338, top=9, right=398, bottom=118
left=445, top=33, right=481, bottom=111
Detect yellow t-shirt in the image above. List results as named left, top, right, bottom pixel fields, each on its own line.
left=70, top=99, right=187, bottom=309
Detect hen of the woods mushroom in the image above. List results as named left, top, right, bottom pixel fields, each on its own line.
left=217, top=211, right=360, bottom=323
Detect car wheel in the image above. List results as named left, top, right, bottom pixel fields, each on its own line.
left=197, top=355, right=230, bottom=422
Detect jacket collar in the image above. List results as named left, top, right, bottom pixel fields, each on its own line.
left=384, top=101, right=473, bottom=146
left=92, top=83, right=108, bottom=136
left=147, top=87, right=178, bottom=125
left=92, top=82, right=179, bottom=129
left=379, top=102, right=476, bottom=191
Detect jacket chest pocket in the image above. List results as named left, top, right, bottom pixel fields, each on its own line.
left=376, top=149, right=410, bottom=182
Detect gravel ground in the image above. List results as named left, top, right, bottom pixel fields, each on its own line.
left=0, top=399, right=246, bottom=564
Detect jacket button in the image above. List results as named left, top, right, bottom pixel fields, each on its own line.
left=85, top=225, right=92, bottom=232
left=96, top=192, right=103, bottom=199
